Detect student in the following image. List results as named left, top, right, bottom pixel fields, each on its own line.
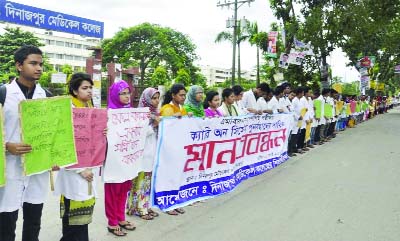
left=184, top=85, right=205, bottom=117
left=267, top=86, right=284, bottom=114
left=218, top=88, right=239, bottom=117
left=103, top=80, right=136, bottom=236
left=287, top=89, right=299, bottom=156
left=0, top=45, right=52, bottom=241
left=292, top=87, right=306, bottom=154
left=160, top=83, right=188, bottom=215
left=241, top=83, right=270, bottom=114
left=204, top=90, right=223, bottom=117
left=55, top=73, right=97, bottom=241
left=232, top=85, right=246, bottom=115
left=128, top=87, right=161, bottom=220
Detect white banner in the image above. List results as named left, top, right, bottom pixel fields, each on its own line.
left=103, top=107, right=149, bottom=183
left=152, top=114, right=293, bottom=211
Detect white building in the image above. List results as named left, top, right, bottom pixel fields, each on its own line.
left=0, top=23, right=100, bottom=72
left=200, top=65, right=257, bottom=86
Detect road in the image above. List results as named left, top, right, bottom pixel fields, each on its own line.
left=16, top=108, right=400, bottom=241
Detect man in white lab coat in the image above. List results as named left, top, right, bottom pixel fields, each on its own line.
left=241, top=82, right=270, bottom=114
left=0, top=45, right=53, bottom=241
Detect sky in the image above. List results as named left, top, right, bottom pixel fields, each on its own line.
left=10, top=0, right=360, bottom=82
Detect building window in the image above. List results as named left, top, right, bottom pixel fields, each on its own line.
left=56, top=54, right=63, bottom=59
left=65, top=42, right=74, bottom=48
left=56, top=41, right=64, bottom=46
left=45, top=39, right=55, bottom=45
left=45, top=53, right=55, bottom=58
left=65, top=55, right=74, bottom=60
left=74, top=43, right=82, bottom=49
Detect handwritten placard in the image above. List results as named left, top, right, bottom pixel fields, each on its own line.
left=19, top=97, right=77, bottom=176
left=103, top=107, right=149, bottom=183
left=314, top=99, right=322, bottom=119
left=0, top=106, right=5, bottom=186
left=67, top=108, right=107, bottom=169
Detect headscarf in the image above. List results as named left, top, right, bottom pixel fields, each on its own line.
left=184, top=85, right=203, bottom=108
left=108, top=80, right=132, bottom=109
left=139, top=87, right=160, bottom=115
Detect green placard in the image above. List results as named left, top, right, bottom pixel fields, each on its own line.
left=324, top=103, right=333, bottom=118
left=20, top=97, right=77, bottom=176
left=314, top=99, right=322, bottom=119
left=356, top=102, right=361, bottom=112
left=0, top=106, right=5, bottom=186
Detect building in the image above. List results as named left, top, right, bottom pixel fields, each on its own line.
left=0, top=23, right=100, bottom=72
left=200, top=65, right=257, bottom=86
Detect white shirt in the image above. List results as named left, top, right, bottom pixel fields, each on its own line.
left=241, top=89, right=258, bottom=111
left=267, top=96, right=280, bottom=114
left=256, top=97, right=268, bottom=112
left=0, top=80, right=49, bottom=212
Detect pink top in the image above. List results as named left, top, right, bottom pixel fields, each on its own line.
left=204, top=107, right=223, bottom=117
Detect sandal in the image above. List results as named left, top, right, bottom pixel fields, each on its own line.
left=166, top=210, right=179, bottom=215
left=148, top=209, right=159, bottom=217
left=108, top=227, right=127, bottom=237
left=175, top=208, right=185, bottom=214
left=119, top=221, right=136, bottom=231
left=138, top=214, right=153, bottom=220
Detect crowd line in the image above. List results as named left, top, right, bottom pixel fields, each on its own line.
left=0, top=45, right=398, bottom=241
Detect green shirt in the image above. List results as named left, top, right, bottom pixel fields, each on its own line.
left=183, top=104, right=205, bottom=117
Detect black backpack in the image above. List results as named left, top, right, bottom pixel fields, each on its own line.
left=0, top=85, right=53, bottom=106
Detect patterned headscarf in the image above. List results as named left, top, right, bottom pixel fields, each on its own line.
left=138, top=87, right=160, bottom=115
left=184, top=85, right=203, bottom=108
left=108, top=80, right=132, bottom=109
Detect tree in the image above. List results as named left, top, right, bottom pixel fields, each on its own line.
left=0, top=27, right=44, bottom=77
left=174, top=69, right=191, bottom=86
left=102, top=23, right=198, bottom=86
left=246, top=22, right=267, bottom=86
left=215, top=21, right=250, bottom=84
left=150, top=66, right=170, bottom=86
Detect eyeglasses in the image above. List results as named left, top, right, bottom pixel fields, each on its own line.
left=119, top=92, right=131, bottom=96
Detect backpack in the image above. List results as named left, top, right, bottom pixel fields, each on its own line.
left=0, top=85, right=53, bottom=106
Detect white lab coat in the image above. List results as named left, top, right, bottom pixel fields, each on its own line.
left=267, top=96, right=280, bottom=114
left=0, top=80, right=49, bottom=212
left=317, top=95, right=326, bottom=125
left=241, top=90, right=258, bottom=111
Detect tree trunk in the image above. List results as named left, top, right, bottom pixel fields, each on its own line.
left=237, top=42, right=241, bottom=85
left=256, top=46, right=260, bottom=86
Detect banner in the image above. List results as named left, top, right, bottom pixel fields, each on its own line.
left=67, top=108, right=107, bottom=169
left=0, top=106, right=5, bottom=186
left=152, top=114, right=293, bottom=211
left=314, top=99, right=322, bottom=119
left=103, top=107, right=149, bottom=183
left=279, top=53, right=289, bottom=69
left=324, top=103, right=333, bottom=118
left=20, top=97, right=77, bottom=176
left=395, top=65, right=400, bottom=74
left=0, top=1, right=104, bottom=38
left=288, top=51, right=305, bottom=65
left=267, top=31, right=278, bottom=58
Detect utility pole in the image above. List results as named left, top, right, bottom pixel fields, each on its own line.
left=217, top=0, right=255, bottom=86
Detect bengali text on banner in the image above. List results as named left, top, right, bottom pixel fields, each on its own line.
left=151, top=114, right=293, bottom=211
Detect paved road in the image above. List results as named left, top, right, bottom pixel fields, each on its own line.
left=17, top=108, right=400, bottom=241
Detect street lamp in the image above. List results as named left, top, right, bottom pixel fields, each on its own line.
left=217, top=0, right=255, bottom=86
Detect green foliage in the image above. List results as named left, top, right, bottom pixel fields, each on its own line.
left=102, top=23, right=198, bottom=86
left=0, top=27, right=44, bottom=75
left=150, top=66, right=170, bottom=86
left=174, top=69, right=191, bottom=86
left=342, top=82, right=361, bottom=96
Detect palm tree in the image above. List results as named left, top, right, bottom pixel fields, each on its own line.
left=215, top=22, right=249, bottom=85
left=247, top=22, right=263, bottom=86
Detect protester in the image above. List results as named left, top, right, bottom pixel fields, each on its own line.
left=127, top=87, right=161, bottom=220
left=103, top=80, right=136, bottom=236
left=232, top=85, right=246, bottom=115
left=55, top=72, right=97, bottom=241
left=241, top=83, right=270, bottom=114
left=0, top=45, right=52, bottom=241
left=204, top=90, right=223, bottom=117
left=218, top=88, right=239, bottom=117
left=184, top=85, right=205, bottom=117
left=160, top=83, right=188, bottom=215
left=267, top=86, right=284, bottom=114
